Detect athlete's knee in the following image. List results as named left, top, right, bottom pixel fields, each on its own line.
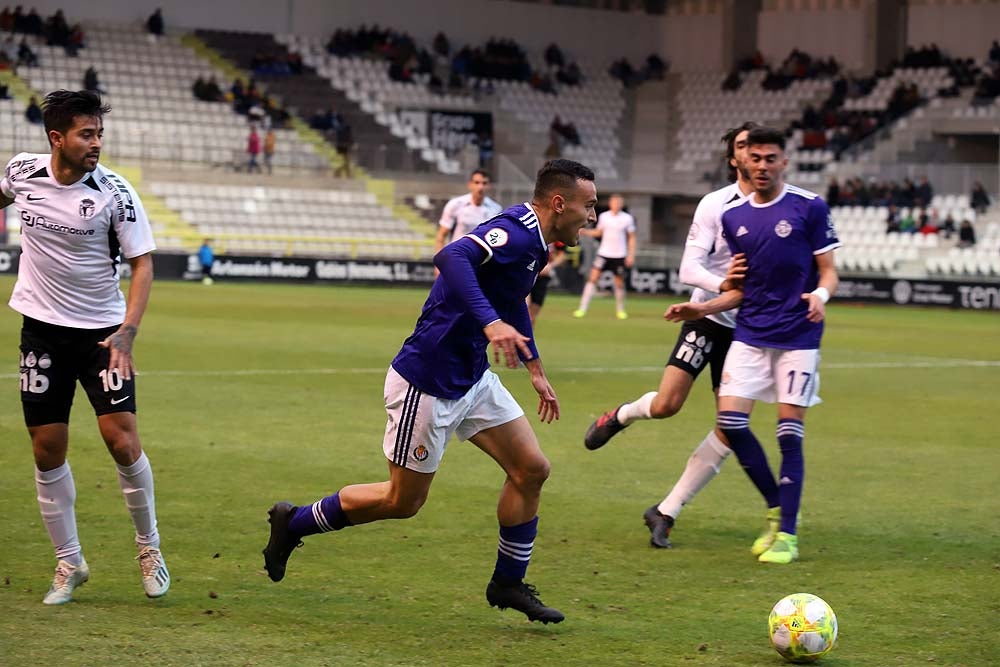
left=650, top=392, right=685, bottom=419
left=509, top=455, right=551, bottom=494
left=384, top=489, right=428, bottom=519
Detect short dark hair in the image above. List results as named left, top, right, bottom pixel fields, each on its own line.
left=470, top=169, right=491, bottom=181
left=42, top=89, right=111, bottom=140
left=533, top=159, right=595, bottom=200
left=746, top=126, right=786, bottom=151
left=721, top=121, right=759, bottom=181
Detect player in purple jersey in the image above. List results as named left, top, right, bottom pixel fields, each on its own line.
left=667, top=126, right=840, bottom=564
left=262, top=160, right=598, bottom=623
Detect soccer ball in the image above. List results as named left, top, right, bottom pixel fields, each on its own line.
left=768, top=593, right=838, bottom=663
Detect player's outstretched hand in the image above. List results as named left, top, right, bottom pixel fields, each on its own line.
left=720, top=253, right=747, bottom=292
left=484, top=320, right=533, bottom=369
left=801, top=292, right=826, bottom=323
left=664, top=301, right=705, bottom=322
left=98, top=324, right=138, bottom=380
left=530, top=373, right=560, bottom=423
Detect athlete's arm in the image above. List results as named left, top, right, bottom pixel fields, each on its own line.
left=625, top=230, right=636, bottom=268
left=435, top=239, right=532, bottom=368
left=99, top=252, right=153, bottom=380
left=433, top=224, right=451, bottom=255
left=523, top=357, right=559, bottom=423
left=0, top=175, right=13, bottom=209
left=664, top=289, right=743, bottom=322
left=802, top=250, right=838, bottom=323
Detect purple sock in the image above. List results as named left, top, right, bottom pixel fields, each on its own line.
left=718, top=411, right=780, bottom=508
left=492, top=516, right=538, bottom=583
left=288, top=492, right=353, bottom=538
left=776, top=419, right=805, bottom=535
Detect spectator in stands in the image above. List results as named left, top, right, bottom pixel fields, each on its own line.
left=334, top=119, right=353, bottom=178
left=958, top=220, right=976, bottom=247
left=246, top=127, right=262, bottom=173
left=721, top=68, right=741, bottom=91
left=970, top=181, right=991, bottom=214
left=915, top=177, right=933, bottom=208
left=826, top=178, right=840, bottom=208
left=83, top=65, right=104, bottom=94
left=940, top=213, right=956, bottom=239
left=886, top=205, right=900, bottom=234
left=45, top=9, right=70, bottom=48
left=0, top=7, right=13, bottom=32
left=18, top=37, right=38, bottom=67
left=0, top=82, right=9, bottom=99
left=65, top=23, right=84, bottom=57
left=556, top=61, right=582, bottom=87
left=287, top=51, right=303, bottom=74
left=609, top=58, right=636, bottom=87
left=545, top=119, right=561, bottom=159
left=990, top=40, right=1000, bottom=67
left=24, top=95, right=42, bottom=124
left=433, top=32, right=450, bottom=58
left=146, top=8, right=164, bottom=39
left=1, top=34, right=16, bottom=68
left=544, top=43, right=564, bottom=69
left=263, top=128, right=276, bottom=175
left=644, top=53, right=666, bottom=81
left=22, top=8, right=42, bottom=36
left=898, top=209, right=916, bottom=234
left=918, top=210, right=938, bottom=235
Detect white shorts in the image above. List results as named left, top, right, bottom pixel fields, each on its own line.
left=718, top=341, right=822, bottom=407
left=382, top=366, right=524, bottom=473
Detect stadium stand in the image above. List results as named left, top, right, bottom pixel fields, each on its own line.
left=12, top=25, right=327, bottom=171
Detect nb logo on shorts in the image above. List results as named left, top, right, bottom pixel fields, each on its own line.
left=20, top=369, right=50, bottom=394
left=675, top=331, right=713, bottom=370
left=412, top=445, right=429, bottom=462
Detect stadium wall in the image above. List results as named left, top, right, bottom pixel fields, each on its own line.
left=18, top=0, right=671, bottom=65
left=2, top=247, right=995, bottom=310
left=906, top=0, right=1000, bottom=61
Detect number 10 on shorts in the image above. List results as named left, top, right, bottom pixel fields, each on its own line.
left=99, top=368, right=124, bottom=392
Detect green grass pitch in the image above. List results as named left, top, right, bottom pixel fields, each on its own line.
left=0, top=277, right=996, bottom=666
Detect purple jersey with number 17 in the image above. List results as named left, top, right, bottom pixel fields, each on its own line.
left=720, top=184, right=841, bottom=350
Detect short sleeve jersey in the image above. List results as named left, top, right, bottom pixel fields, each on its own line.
left=684, top=182, right=746, bottom=329
left=595, top=210, right=635, bottom=258
left=393, top=203, right=548, bottom=399
left=721, top=184, right=840, bottom=350
left=438, top=193, right=503, bottom=245
left=1, top=153, right=156, bottom=328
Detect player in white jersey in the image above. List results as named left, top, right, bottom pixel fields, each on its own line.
left=0, top=90, right=169, bottom=604
left=434, top=169, right=503, bottom=254
left=573, top=193, right=635, bottom=319
left=584, top=123, right=758, bottom=549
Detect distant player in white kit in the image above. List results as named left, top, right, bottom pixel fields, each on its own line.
left=573, top=193, right=635, bottom=319
left=0, top=90, right=169, bottom=604
left=434, top=169, right=503, bottom=253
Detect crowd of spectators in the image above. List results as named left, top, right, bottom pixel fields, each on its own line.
left=0, top=6, right=84, bottom=58
left=250, top=51, right=303, bottom=76
left=827, top=176, right=935, bottom=209
left=214, top=77, right=291, bottom=129
left=723, top=49, right=839, bottom=92
left=608, top=53, right=666, bottom=87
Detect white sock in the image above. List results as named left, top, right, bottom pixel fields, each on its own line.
left=614, top=285, right=626, bottom=313
left=617, top=392, right=657, bottom=426
left=658, top=430, right=731, bottom=519
left=117, top=452, right=160, bottom=549
left=35, top=463, right=83, bottom=565
left=578, top=282, right=596, bottom=312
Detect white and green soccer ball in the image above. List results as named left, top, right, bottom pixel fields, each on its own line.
left=768, top=593, right=838, bottom=663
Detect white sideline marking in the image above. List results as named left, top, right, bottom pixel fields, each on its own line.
left=3, top=358, right=999, bottom=380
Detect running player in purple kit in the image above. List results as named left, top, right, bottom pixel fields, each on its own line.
left=262, top=159, right=598, bottom=623
left=667, top=126, right=840, bottom=564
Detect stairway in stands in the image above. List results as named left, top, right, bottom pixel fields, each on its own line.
left=195, top=30, right=425, bottom=174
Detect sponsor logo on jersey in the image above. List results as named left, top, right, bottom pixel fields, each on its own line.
left=775, top=220, right=792, bottom=238
left=79, top=198, right=96, bottom=219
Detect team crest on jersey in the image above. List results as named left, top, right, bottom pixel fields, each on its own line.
left=79, top=198, right=96, bottom=219
left=412, top=445, right=429, bottom=462
left=774, top=220, right=792, bottom=238
left=484, top=228, right=508, bottom=247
